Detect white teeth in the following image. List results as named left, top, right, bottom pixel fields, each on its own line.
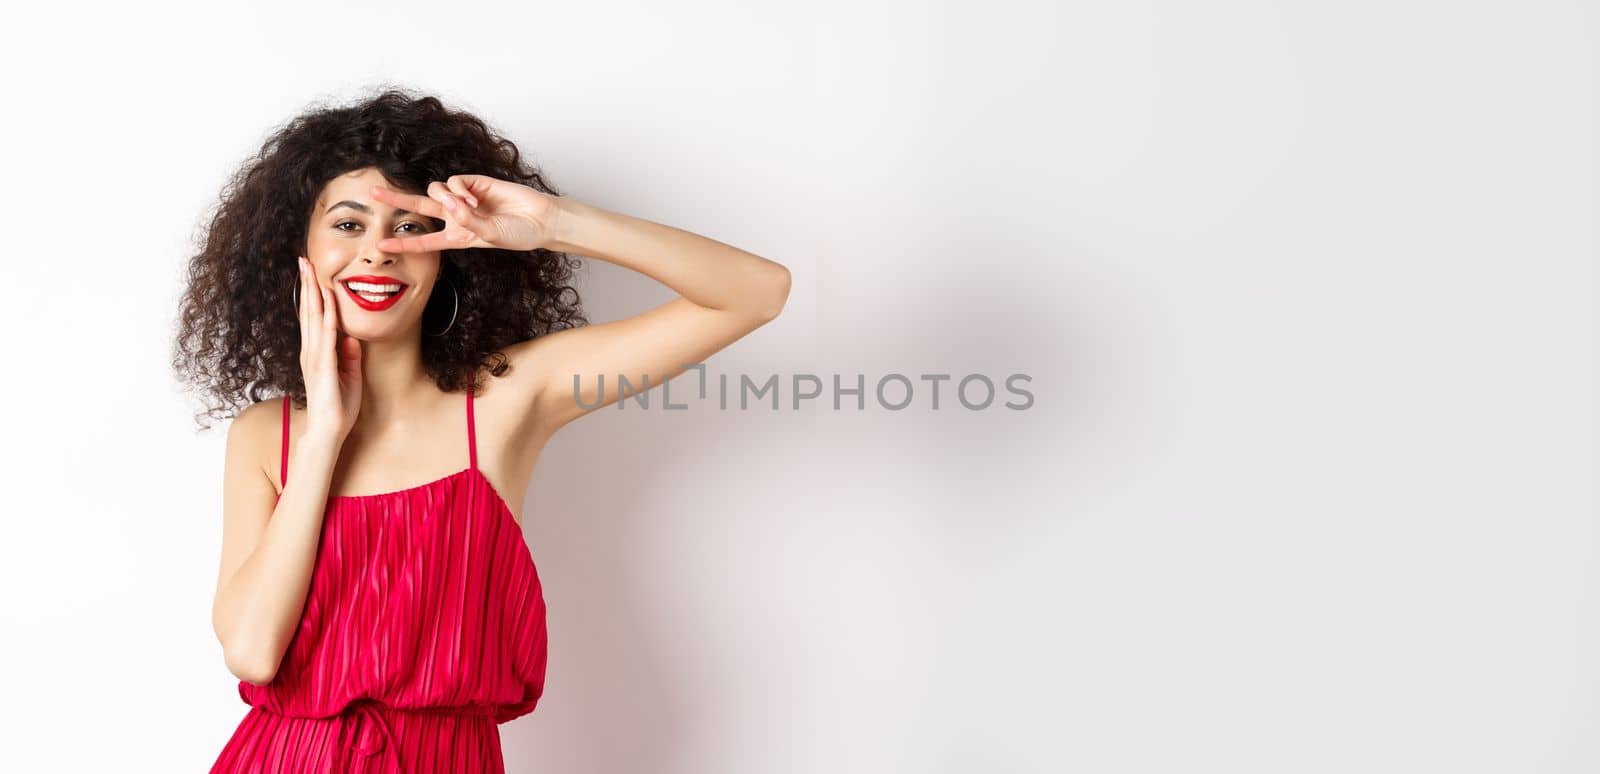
left=345, top=280, right=403, bottom=293
left=357, top=293, right=390, bottom=303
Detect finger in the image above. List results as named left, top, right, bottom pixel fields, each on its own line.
left=431, top=180, right=489, bottom=224
left=305, top=258, right=325, bottom=355
left=322, top=282, right=337, bottom=343
left=338, top=336, right=362, bottom=389
left=322, top=284, right=340, bottom=372
left=369, top=184, right=447, bottom=219
left=445, top=175, right=479, bottom=208
left=298, top=257, right=311, bottom=351
left=428, top=180, right=472, bottom=216
left=432, top=191, right=490, bottom=235
left=428, top=180, right=494, bottom=234
left=376, top=227, right=478, bottom=253
left=341, top=334, right=362, bottom=364
left=340, top=335, right=363, bottom=376
left=456, top=174, right=497, bottom=207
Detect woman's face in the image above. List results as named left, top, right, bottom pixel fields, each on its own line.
left=304, top=166, right=445, bottom=341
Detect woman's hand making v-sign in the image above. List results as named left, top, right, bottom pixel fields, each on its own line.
left=368, top=174, right=562, bottom=254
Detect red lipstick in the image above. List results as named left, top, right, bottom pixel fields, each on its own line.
left=339, top=275, right=410, bottom=312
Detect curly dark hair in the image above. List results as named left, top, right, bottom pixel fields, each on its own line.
left=172, top=86, right=587, bottom=431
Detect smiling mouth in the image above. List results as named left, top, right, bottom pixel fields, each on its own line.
left=341, top=279, right=410, bottom=310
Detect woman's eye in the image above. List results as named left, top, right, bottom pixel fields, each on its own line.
left=334, top=221, right=429, bottom=233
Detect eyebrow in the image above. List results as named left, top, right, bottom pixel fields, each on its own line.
left=324, top=200, right=423, bottom=219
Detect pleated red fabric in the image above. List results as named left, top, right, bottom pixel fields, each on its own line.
left=211, top=385, right=548, bottom=773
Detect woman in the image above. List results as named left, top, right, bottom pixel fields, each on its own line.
left=173, top=88, right=790, bottom=772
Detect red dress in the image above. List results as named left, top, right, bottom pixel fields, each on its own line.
left=211, top=386, right=549, bottom=773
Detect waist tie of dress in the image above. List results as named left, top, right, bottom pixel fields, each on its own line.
left=337, top=700, right=402, bottom=774
left=332, top=699, right=499, bottom=774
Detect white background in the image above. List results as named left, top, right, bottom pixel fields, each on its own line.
left=0, top=1, right=1593, bottom=772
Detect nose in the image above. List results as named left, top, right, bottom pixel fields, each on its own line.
left=360, top=252, right=396, bottom=266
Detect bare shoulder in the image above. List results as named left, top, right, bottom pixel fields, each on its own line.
left=230, top=396, right=282, bottom=440
left=227, top=396, right=284, bottom=486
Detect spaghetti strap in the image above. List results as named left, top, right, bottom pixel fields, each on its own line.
left=466, top=384, right=478, bottom=471
left=280, top=395, right=291, bottom=487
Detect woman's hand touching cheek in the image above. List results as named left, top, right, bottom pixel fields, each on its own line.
left=296, top=255, right=362, bottom=443
left=369, top=175, right=563, bottom=254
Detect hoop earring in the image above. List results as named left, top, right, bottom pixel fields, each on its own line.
left=428, top=274, right=459, bottom=336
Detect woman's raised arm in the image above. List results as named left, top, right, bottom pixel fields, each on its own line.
left=370, top=177, right=791, bottom=435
